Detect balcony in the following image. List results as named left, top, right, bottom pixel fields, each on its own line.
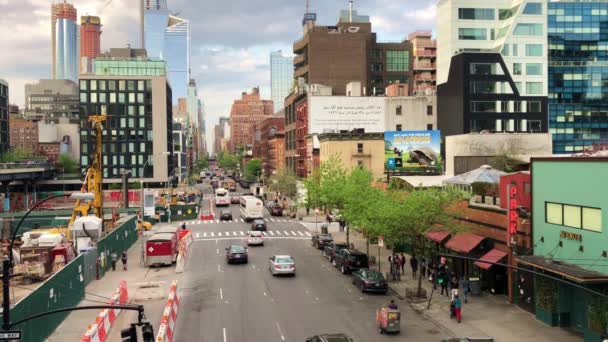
left=294, top=64, right=309, bottom=78
left=414, top=50, right=437, bottom=57
left=407, top=30, right=433, bottom=40
left=294, top=54, right=306, bottom=67
left=413, top=62, right=436, bottom=70
left=293, top=37, right=308, bottom=54
left=414, top=74, right=436, bottom=82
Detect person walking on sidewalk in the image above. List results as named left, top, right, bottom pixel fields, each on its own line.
left=410, top=255, right=419, bottom=278
left=454, top=295, right=462, bottom=323
left=399, top=253, right=406, bottom=275
left=420, top=257, right=426, bottom=279
left=462, top=277, right=471, bottom=303
left=110, top=251, right=118, bottom=271
left=440, top=270, right=449, bottom=296
left=121, top=251, right=128, bottom=271
left=450, top=272, right=459, bottom=294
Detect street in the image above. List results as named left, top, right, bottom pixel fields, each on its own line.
left=173, top=186, right=444, bottom=341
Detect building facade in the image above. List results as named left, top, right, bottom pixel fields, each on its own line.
left=0, top=80, right=8, bottom=153
left=79, top=56, right=174, bottom=184
left=437, top=53, right=548, bottom=136
left=80, top=16, right=101, bottom=70
left=256, top=115, right=285, bottom=177
left=437, top=0, right=548, bottom=97
left=9, top=117, right=38, bottom=153
left=548, top=1, right=608, bottom=154
left=316, top=132, right=385, bottom=179
left=518, top=158, right=608, bottom=340
left=229, top=87, right=273, bottom=152
left=24, top=79, right=80, bottom=123
left=51, top=1, right=77, bottom=80
left=408, top=30, right=437, bottom=96
left=55, top=15, right=79, bottom=82
left=270, top=50, right=294, bottom=111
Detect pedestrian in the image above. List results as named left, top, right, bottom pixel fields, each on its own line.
left=181, top=222, right=186, bottom=230
left=110, top=251, right=118, bottom=271
left=400, top=253, right=406, bottom=275
left=462, top=277, right=471, bottom=303
left=450, top=298, right=456, bottom=319
left=410, top=255, right=419, bottom=278
left=450, top=272, right=459, bottom=293
left=440, top=271, right=449, bottom=296
left=121, top=251, right=128, bottom=271
left=420, top=257, right=427, bottom=279
left=431, top=269, right=437, bottom=290
left=454, top=295, right=462, bottom=323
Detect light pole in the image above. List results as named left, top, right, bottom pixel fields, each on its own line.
left=140, top=152, right=171, bottom=222
left=3, top=192, right=94, bottom=330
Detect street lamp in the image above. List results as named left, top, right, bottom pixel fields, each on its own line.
left=3, top=192, right=94, bottom=330
left=140, top=152, right=171, bottom=222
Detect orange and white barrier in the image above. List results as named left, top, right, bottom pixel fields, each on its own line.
left=81, top=281, right=129, bottom=342
left=175, top=231, right=193, bottom=273
left=156, top=281, right=180, bottom=342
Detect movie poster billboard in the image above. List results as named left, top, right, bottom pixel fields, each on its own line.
left=384, top=130, right=442, bottom=175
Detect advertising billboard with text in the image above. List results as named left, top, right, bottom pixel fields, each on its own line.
left=384, top=130, right=442, bottom=175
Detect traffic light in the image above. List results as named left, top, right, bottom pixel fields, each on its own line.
left=121, top=325, right=137, bottom=341
left=141, top=323, right=155, bottom=342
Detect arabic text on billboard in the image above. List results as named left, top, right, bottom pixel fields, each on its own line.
left=384, top=130, right=442, bottom=175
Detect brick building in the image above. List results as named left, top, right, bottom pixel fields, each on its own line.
left=408, top=30, right=436, bottom=96
left=229, top=87, right=273, bottom=152
left=255, top=115, right=285, bottom=177
left=38, top=142, right=61, bottom=162
left=9, top=117, right=38, bottom=153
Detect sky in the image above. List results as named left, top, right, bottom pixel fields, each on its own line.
left=0, top=0, right=437, bottom=148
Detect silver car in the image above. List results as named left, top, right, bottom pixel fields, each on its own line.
left=268, top=255, right=296, bottom=276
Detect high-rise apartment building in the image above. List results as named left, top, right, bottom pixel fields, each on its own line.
left=408, top=30, right=437, bottom=95
left=229, top=88, right=273, bottom=152
left=548, top=1, right=608, bottom=154
left=80, top=16, right=102, bottom=73
left=51, top=1, right=77, bottom=80
left=270, top=51, right=293, bottom=111
left=53, top=2, right=78, bottom=82
left=79, top=48, right=174, bottom=183
left=0, top=80, right=8, bottom=153
left=24, top=79, right=80, bottom=123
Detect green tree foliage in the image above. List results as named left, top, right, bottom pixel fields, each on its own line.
left=303, top=168, right=322, bottom=210
left=0, top=148, right=34, bottom=163
left=217, top=152, right=239, bottom=171
left=244, top=159, right=262, bottom=182
left=490, top=154, right=524, bottom=173
left=193, top=157, right=209, bottom=174
left=57, top=153, right=78, bottom=173
left=269, top=171, right=298, bottom=198
left=318, top=155, right=348, bottom=211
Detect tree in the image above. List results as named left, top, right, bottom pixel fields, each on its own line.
left=0, top=148, right=33, bottom=163
left=217, top=152, right=239, bottom=170
left=56, top=153, right=78, bottom=174
left=318, top=155, right=348, bottom=211
left=268, top=170, right=298, bottom=199
left=244, top=159, right=262, bottom=182
left=490, top=154, right=524, bottom=173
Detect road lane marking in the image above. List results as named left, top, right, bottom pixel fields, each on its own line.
left=223, top=327, right=227, bottom=342
left=283, top=230, right=289, bottom=235
left=291, top=231, right=297, bottom=236
left=211, top=232, right=215, bottom=237
left=275, top=231, right=281, bottom=235
left=232, top=231, right=237, bottom=236
left=263, top=292, right=267, bottom=296
left=218, top=232, right=223, bottom=237
left=275, top=322, right=286, bottom=341
left=297, top=231, right=304, bottom=236
left=239, top=231, right=245, bottom=235
left=218, top=264, right=221, bottom=272
left=197, top=220, right=201, bottom=224
left=262, top=232, right=267, bottom=236
left=216, top=220, right=220, bottom=223
left=220, top=288, right=223, bottom=300
left=203, top=232, right=207, bottom=237
left=196, top=233, right=200, bottom=238
left=305, top=232, right=312, bottom=236
left=269, top=231, right=275, bottom=236
left=194, top=236, right=310, bottom=242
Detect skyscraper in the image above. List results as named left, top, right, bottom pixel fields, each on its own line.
left=51, top=1, right=77, bottom=80
left=548, top=1, right=608, bottom=153
left=270, top=50, right=293, bottom=111
left=0, top=79, right=9, bottom=154
left=80, top=16, right=102, bottom=73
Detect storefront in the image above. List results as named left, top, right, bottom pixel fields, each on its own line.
left=474, top=248, right=509, bottom=295
left=443, top=232, right=490, bottom=279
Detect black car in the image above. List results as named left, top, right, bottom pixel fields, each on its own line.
left=225, top=245, right=248, bottom=264
left=311, top=234, right=333, bottom=249
left=220, top=209, right=232, bottom=221
left=323, top=242, right=349, bottom=262
left=352, top=269, right=388, bottom=294
left=270, top=205, right=283, bottom=216
left=229, top=185, right=237, bottom=192
left=306, top=334, right=353, bottom=342
left=239, top=180, right=250, bottom=188
left=251, top=219, right=267, bottom=231
left=333, top=249, right=369, bottom=274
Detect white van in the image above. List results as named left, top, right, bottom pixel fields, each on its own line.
left=240, top=196, right=264, bottom=221
left=215, top=188, right=230, bottom=207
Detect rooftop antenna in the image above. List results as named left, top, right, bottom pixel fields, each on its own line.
left=349, top=0, right=353, bottom=22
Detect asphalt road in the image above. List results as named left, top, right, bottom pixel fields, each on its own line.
left=174, top=183, right=443, bottom=341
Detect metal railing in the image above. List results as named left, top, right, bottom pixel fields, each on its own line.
left=0, top=161, right=54, bottom=169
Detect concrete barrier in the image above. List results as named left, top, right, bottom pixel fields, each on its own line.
left=81, top=281, right=128, bottom=342
left=155, top=281, right=179, bottom=342
left=175, top=231, right=193, bottom=273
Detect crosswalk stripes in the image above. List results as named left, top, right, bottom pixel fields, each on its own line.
left=218, top=232, right=222, bottom=237
left=192, top=229, right=314, bottom=240
left=262, top=232, right=267, bottom=236
left=291, top=231, right=297, bottom=236
left=297, top=231, right=304, bottom=236
left=283, top=230, right=289, bottom=236
left=268, top=231, right=274, bottom=236
left=239, top=231, right=245, bottom=236
left=203, top=232, right=207, bottom=237
left=305, top=231, right=312, bottom=236
left=211, top=232, right=215, bottom=237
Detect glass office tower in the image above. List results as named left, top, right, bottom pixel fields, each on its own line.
left=270, top=50, right=293, bottom=111
left=548, top=1, right=608, bottom=153
left=164, top=16, right=190, bottom=103
left=55, top=18, right=78, bottom=82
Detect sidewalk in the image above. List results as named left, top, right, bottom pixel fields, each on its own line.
left=48, top=235, right=177, bottom=341
left=299, top=213, right=581, bottom=342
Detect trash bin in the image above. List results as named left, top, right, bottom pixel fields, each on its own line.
left=469, top=277, right=482, bottom=296
left=321, top=224, right=328, bottom=235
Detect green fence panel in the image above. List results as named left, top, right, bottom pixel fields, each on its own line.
left=82, top=249, right=98, bottom=286
left=9, top=255, right=85, bottom=342
left=170, top=204, right=199, bottom=221
left=96, top=216, right=138, bottom=278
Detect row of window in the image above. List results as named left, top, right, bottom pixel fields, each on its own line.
left=394, top=105, right=433, bottom=116
left=546, top=202, right=602, bottom=233
left=395, top=124, right=433, bottom=131
left=458, top=3, right=541, bottom=21
left=513, top=82, right=544, bottom=95
left=470, top=81, right=514, bottom=95
left=470, top=100, right=542, bottom=113
left=80, top=92, right=150, bottom=104
left=80, top=80, right=150, bottom=92
left=548, top=8, right=608, bottom=16
left=470, top=119, right=543, bottom=133
left=512, top=63, right=543, bottom=76
left=82, top=140, right=152, bottom=154
left=459, top=24, right=543, bottom=41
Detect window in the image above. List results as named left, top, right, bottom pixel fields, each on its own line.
left=470, top=81, right=513, bottom=94
left=427, top=124, right=433, bottom=130
left=512, top=44, right=518, bottom=56
left=528, top=101, right=541, bottom=112
left=545, top=202, right=603, bottom=232
left=546, top=203, right=563, bottom=225
left=564, top=205, right=582, bottom=228
left=459, top=28, right=487, bottom=40
left=501, top=44, right=509, bottom=56
left=470, top=63, right=502, bottom=75
left=525, top=44, right=542, bottom=56
left=396, top=105, right=402, bottom=115
left=582, top=208, right=602, bottom=232
left=357, top=160, right=364, bottom=167
left=522, top=3, right=542, bottom=15
left=530, top=120, right=542, bottom=132
left=499, top=5, right=520, bottom=20
left=513, top=23, right=543, bottom=36
left=357, top=143, right=363, bottom=154
left=118, top=80, right=125, bottom=91
left=513, top=63, right=522, bottom=75
left=526, top=63, right=542, bottom=75
left=386, top=51, right=409, bottom=72
left=396, top=124, right=402, bottom=131
left=80, top=93, right=87, bottom=102
left=458, top=8, right=495, bottom=20
left=427, top=105, right=433, bottom=116
left=370, top=63, right=382, bottom=72
left=471, top=101, right=496, bottom=112
left=514, top=82, right=522, bottom=93
left=526, top=82, right=543, bottom=94
left=79, top=80, right=87, bottom=91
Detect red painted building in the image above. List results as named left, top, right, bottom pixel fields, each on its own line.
left=80, top=16, right=101, bottom=59
left=499, top=171, right=531, bottom=211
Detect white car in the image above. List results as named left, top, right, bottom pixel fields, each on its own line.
left=247, top=231, right=264, bottom=246
left=268, top=255, right=296, bottom=276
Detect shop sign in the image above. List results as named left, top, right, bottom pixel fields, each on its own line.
left=507, top=185, right=518, bottom=245
left=560, top=231, right=582, bottom=242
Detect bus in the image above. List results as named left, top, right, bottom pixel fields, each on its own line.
left=240, top=196, right=264, bottom=221
left=214, top=188, right=230, bottom=207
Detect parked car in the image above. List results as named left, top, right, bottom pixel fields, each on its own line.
left=247, top=231, right=264, bottom=246
left=229, top=185, right=237, bottom=192
left=220, top=209, right=232, bottom=221
left=306, top=334, right=353, bottom=342
left=311, top=234, right=333, bottom=249
left=251, top=219, right=267, bottom=231
left=333, top=249, right=369, bottom=274
left=352, top=269, right=388, bottom=294
left=270, top=205, right=283, bottom=216
left=225, top=245, right=248, bottom=264
left=323, top=242, right=349, bottom=262
left=268, top=255, right=296, bottom=276
left=230, top=196, right=240, bottom=204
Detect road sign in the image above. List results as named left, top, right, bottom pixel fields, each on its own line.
left=0, top=330, right=21, bottom=341
left=378, top=235, right=384, bottom=248
left=315, top=208, right=319, bottom=214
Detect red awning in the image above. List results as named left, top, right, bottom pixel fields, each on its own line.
left=444, top=233, right=485, bottom=253
left=474, top=249, right=508, bottom=270
left=425, top=231, right=450, bottom=243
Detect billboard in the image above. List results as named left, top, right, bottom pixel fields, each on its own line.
left=384, top=130, right=442, bottom=175
left=308, top=96, right=385, bottom=134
